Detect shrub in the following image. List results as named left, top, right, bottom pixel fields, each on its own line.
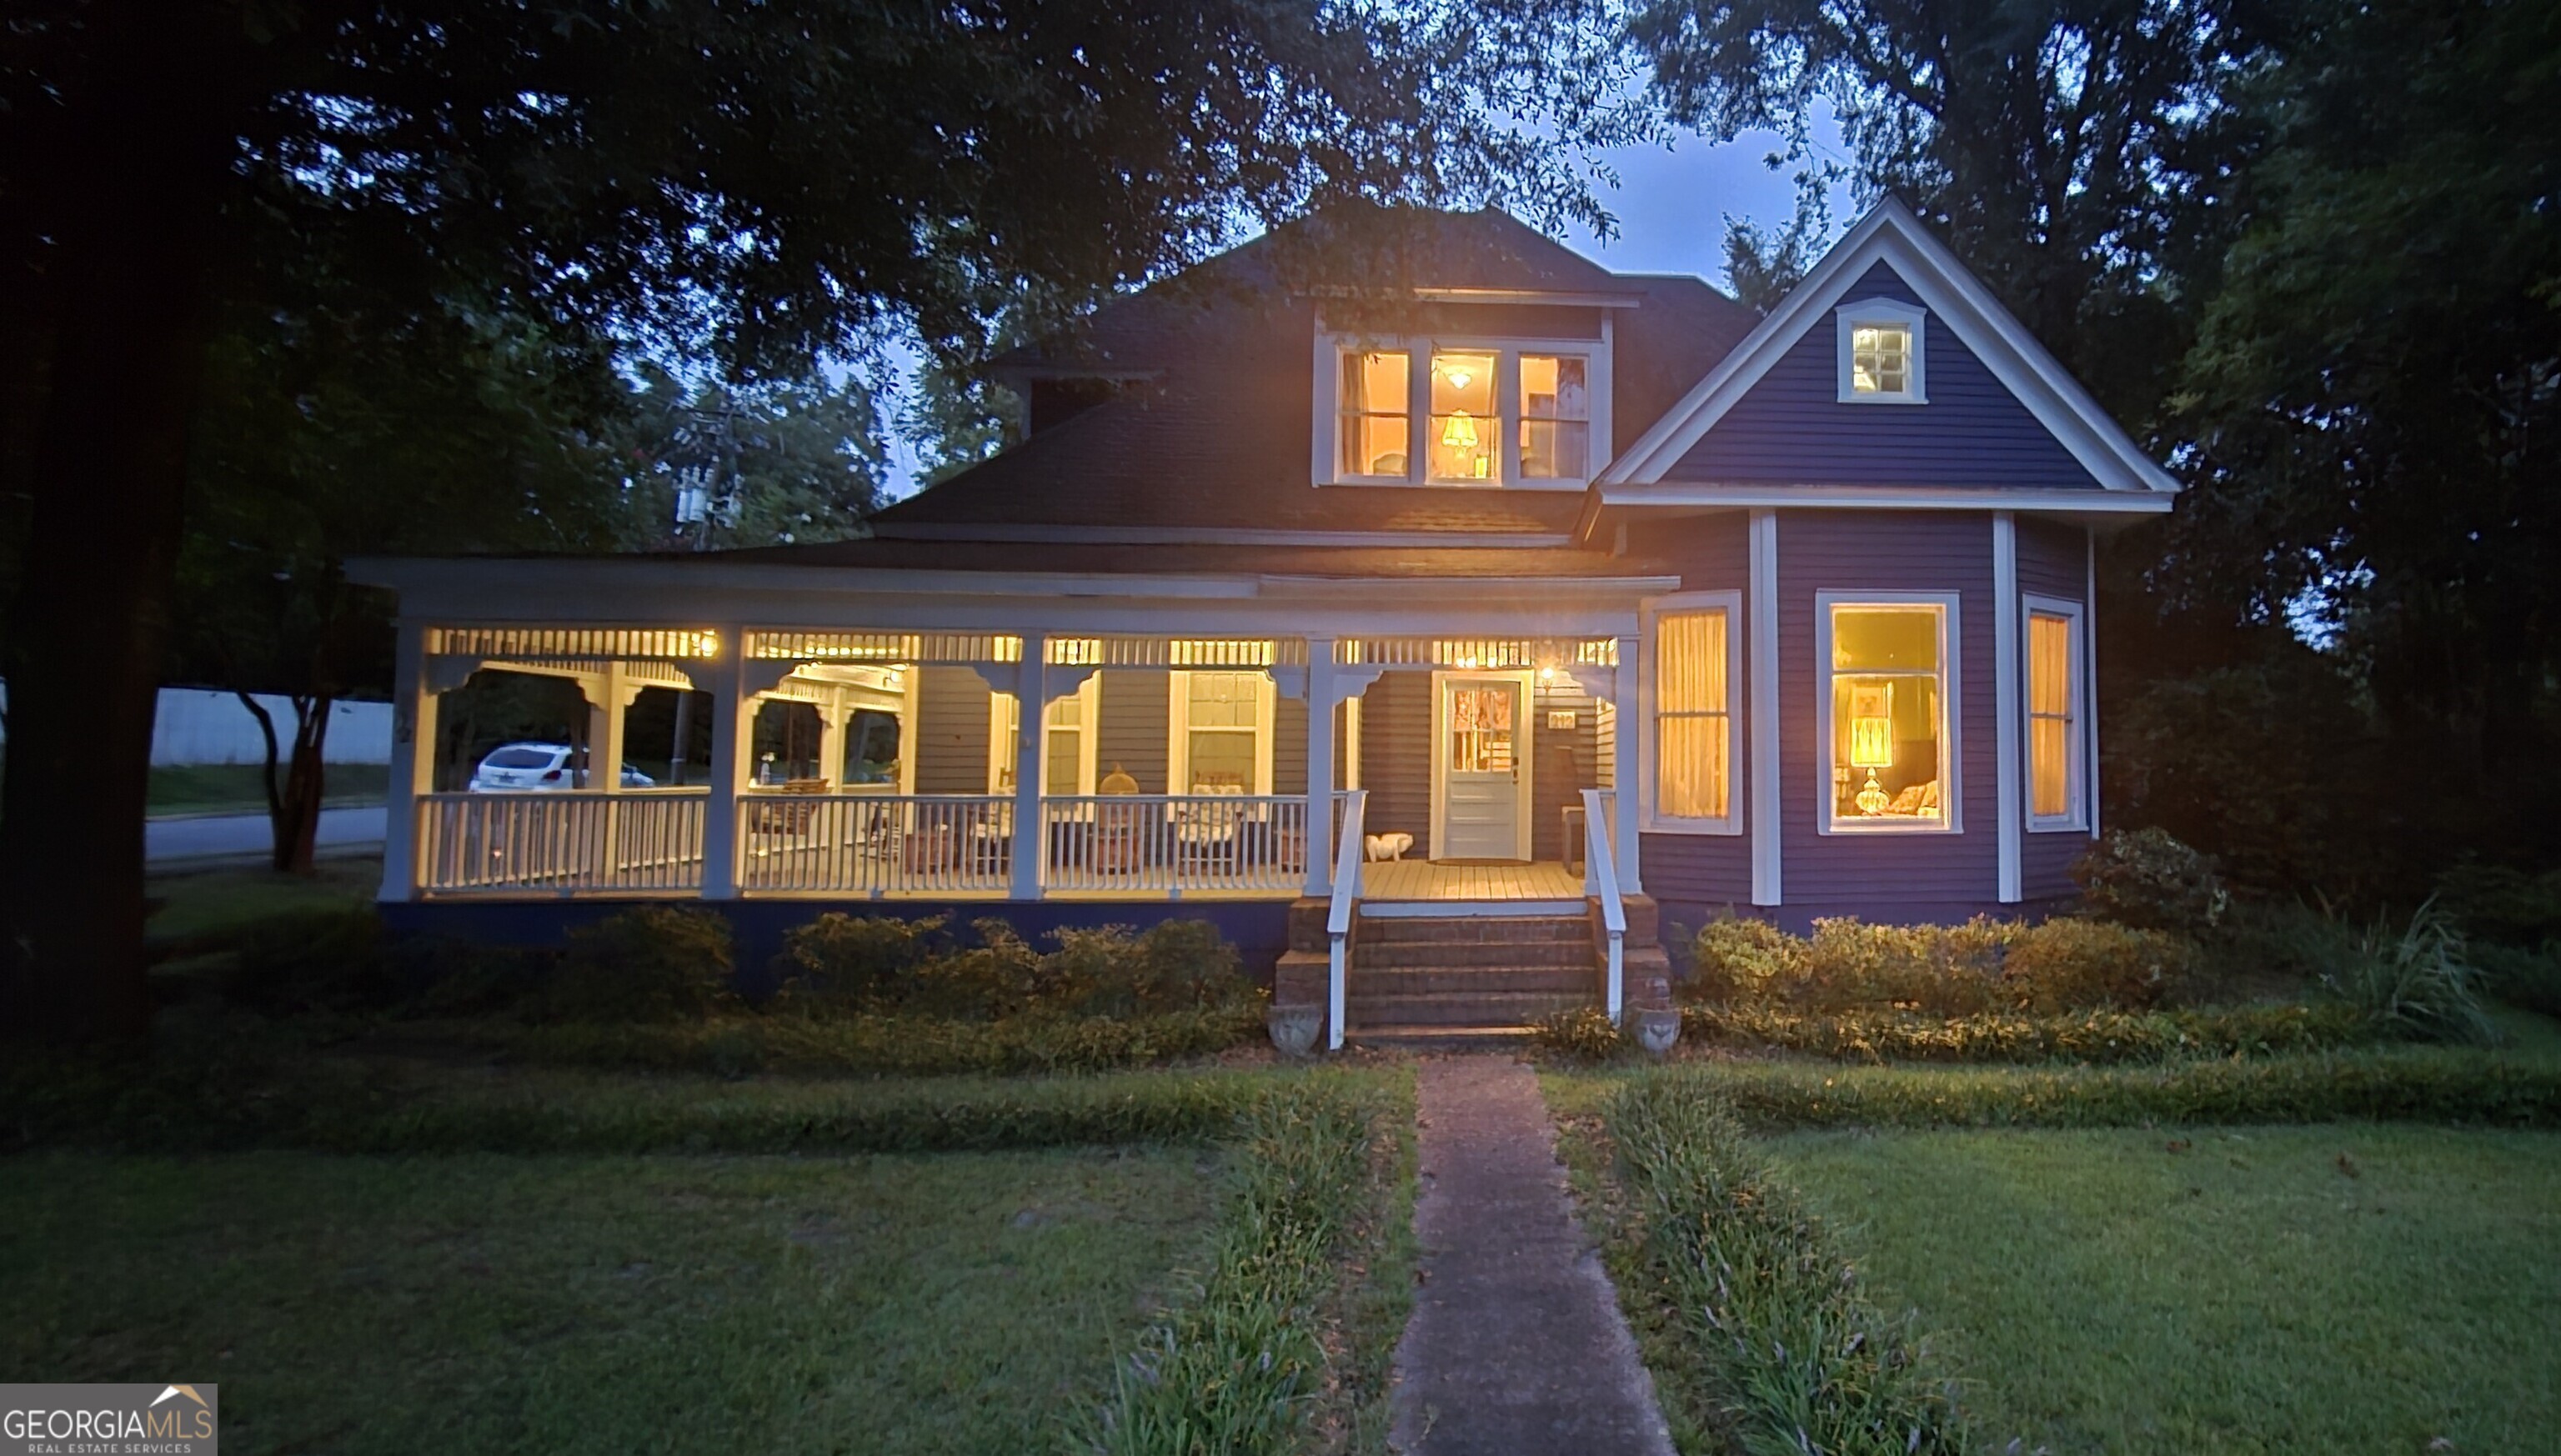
left=2432, top=861, right=2561, bottom=945
left=769, top=912, right=949, bottom=1013
left=224, top=907, right=396, bottom=1015
left=2318, top=900, right=2496, bottom=1046
left=542, top=906, right=737, bottom=1024
left=905, top=918, right=1049, bottom=1020
left=1530, top=1006, right=1628, bottom=1062
left=2002, top=916, right=2186, bottom=1013
left=2073, top=827, right=2228, bottom=936
left=396, top=938, right=559, bottom=1018
left=1685, top=914, right=1803, bottom=1003
left=2470, top=940, right=2561, bottom=1019
left=1686, top=914, right=2189, bottom=1016
left=1681, top=1002, right=2381, bottom=1065
left=1604, top=1076, right=1970, bottom=1453
left=489, top=1005, right=1267, bottom=1078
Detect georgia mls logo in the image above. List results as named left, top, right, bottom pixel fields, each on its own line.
left=2, top=1382, right=218, bottom=1454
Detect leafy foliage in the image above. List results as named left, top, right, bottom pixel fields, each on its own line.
left=487, top=1007, right=1266, bottom=1080
left=1686, top=914, right=2191, bottom=1017
left=771, top=914, right=1255, bottom=1022
left=2317, top=901, right=2497, bottom=1047
left=2072, top=828, right=2229, bottom=937
left=544, top=908, right=739, bottom=1025
left=1681, top=1002, right=2380, bottom=1066
left=1530, top=1005, right=1631, bottom=1062
left=1603, top=1075, right=1970, bottom=1454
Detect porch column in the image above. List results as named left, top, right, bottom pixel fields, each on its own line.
left=699, top=649, right=749, bottom=899
left=378, top=620, right=436, bottom=901
left=591, top=662, right=628, bottom=793
left=814, top=684, right=848, bottom=788
left=1008, top=643, right=1046, bottom=900
left=1613, top=633, right=1642, bottom=892
left=1302, top=639, right=1336, bottom=897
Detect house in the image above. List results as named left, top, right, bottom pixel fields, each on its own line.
left=351, top=198, right=2176, bottom=1048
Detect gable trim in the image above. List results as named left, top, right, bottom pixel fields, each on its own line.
left=1601, top=198, right=2178, bottom=495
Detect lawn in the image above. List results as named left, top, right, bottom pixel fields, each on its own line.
left=1, top=1145, right=1220, bottom=1455
left=1769, top=1123, right=2561, bottom=1454
left=145, top=859, right=376, bottom=944
left=149, top=762, right=388, bottom=816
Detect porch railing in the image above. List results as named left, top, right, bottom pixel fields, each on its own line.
left=1039, top=795, right=1309, bottom=895
left=1326, top=788, right=1367, bottom=1051
left=735, top=793, right=1014, bottom=896
left=1581, top=788, right=1625, bottom=1023
left=418, top=789, right=709, bottom=894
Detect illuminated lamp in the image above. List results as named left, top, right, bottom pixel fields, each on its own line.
left=1847, top=688, right=1895, bottom=816
left=1441, top=411, right=1479, bottom=448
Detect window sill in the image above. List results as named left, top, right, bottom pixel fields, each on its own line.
left=1316, top=477, right=1590, bottom=491
left=2027, top=817, right=2089, bottom=833
left=1641, top=817, right=1744, bottom=837
left=1834, top=392, right=1928, bottom=405
left=1819, top=818, right=1958, bottom=835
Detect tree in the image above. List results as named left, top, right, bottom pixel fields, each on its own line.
left=1, top=0, right=1616, bottom=1043
left=615, top=366, right=891, bottom=550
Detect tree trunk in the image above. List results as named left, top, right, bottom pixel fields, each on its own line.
left=276, top=698, right=333, bottom=875
left=0, top=4, right=244, bottom=1045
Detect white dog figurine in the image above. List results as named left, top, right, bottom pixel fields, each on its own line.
left=1364, top=831, right=1413, bottom=863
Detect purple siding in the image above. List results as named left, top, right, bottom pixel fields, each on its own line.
left=1779, top=511, right=1999, bottom=911
left=1665, top=263, right=2102, bottom=490
left=2017, top=519, right=2092, bottom=900
left=1640, top=512, right=1753, bottom=909
left=1361, top=672, right=1434, bottom=857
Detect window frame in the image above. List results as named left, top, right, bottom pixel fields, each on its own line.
left=2022, top=593, right=2088, bottom=832
left=1814, top=590, right=1962, bottom=835
left=1640, top=589, right=1743, bottom=835
left=1311, top=326, right=1612, bottom=490
left=1834, top=298, right=1928, bottom=404
left=1167, top=668, right=1276, bottom=796
left=986, top=675, right=1100, bottom=796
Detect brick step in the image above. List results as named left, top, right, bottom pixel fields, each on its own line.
left=1344, top=1026, right=1535, bottom=1050
left=1356, top=965, right=1596, bottom=995
left=1356, top=938, right=1594, bottom=970
left=1361, top=916, right=1587, bottom=944
left=1347, top=990, right=1594, bottom=1028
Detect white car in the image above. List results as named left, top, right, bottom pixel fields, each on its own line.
left=469, top=743, right=656, bottom=791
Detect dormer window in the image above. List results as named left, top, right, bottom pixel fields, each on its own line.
left=1836, top=298, right=1927, bottom=403
left=1317, top=331, right=1610, bottom=488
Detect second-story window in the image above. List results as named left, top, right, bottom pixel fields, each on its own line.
left=1320, top=333, right=1608, bottom=488
left=1429, top=351, right=1497, bottom=482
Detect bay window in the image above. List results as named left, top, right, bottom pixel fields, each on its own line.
left=1644, top=593, right=1740, bottom=832
left=1318, top=333, right=1608, bottom=488
left=1819, top=595, right=1957, bottom=831
left=2025, top=597, right=2086, bottom=828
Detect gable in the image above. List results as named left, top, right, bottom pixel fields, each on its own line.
left=1663, top=262, right=2101, bottom=488
left=1600, top=199, right=2178, bottom=500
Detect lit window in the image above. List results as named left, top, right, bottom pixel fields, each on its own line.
left=1851, top=325, right=1909, bottom=395
left=1339, top=350, right=1410, bottom=478
left=990, top=683, right=1095, bottom=793
left=1653, top=607, right=1732, bottom=821
left=1518, top=354, right=1590, bottom=479
left=1429, top=351, right=1497, bottom=482
left=1825, top=602, right=1952, bottom=828
left=1045, top=691, right=1084, bottom=798
left=1174, top=671, right=1268, bottom=793
left=2027, top=605, right=2082, bottom=824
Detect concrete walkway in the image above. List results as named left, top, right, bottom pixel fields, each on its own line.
left=1390, top=1056, right=1675, bottom=1456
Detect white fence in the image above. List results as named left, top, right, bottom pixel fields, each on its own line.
left=735, top=793, right=1015, bottom=896
left=3, top=684, right=393, bottom=767
left=418, top=790, right=708, bottom=893
left=1040, top=795, right=1309, bottom=894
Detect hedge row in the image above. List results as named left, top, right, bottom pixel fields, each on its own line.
left=466, top=1005, right=1266, bottom=1078
left=1083, top=1080, right=1396, bottom=1453
left=1679, top=1053, right=2561, bottom=1131
left=1680, top=1001, right=2383, bottom=1065
left=1602, top=1075, right=1970, bottom=1453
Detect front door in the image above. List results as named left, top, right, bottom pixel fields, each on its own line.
left=1435, top=673, right=1530, bottom=860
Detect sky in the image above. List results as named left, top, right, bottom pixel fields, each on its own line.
left=872, top=118, right=1857, bottom=499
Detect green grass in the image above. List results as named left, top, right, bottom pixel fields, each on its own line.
left=1768, top=1124, right=2561, bottom=1454
left=2, top=1145, right=1219, bottom=1455
left=148, top=762, right=388, bottom=815
left=145, top=860, right=375, bottom=944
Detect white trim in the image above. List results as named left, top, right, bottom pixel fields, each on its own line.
left=1638, top=590, right=1743, bottom=834
left=1835, top=298, right=1927, bottom=404
left=1167, top=668, right=1276, bottom=795
left=1993, top=514, right=2022, bottom=901
left=1360, top=898, right=1584, bottom=918
left=2086, top=529, right=2102, bottom=839
left=1428, top=668, right=1536, bottom=861
left=1600, top=198, right=2179, bottom=496
left=1595, top=485, right=2174, bottom=515
left=2023, top=592, right=2092, bottom=833
left=865, top=522, right=1577, bottom=549
left=1814, top=590, right=1962, bottom=836
left=897, top=668, right=920, bottom=796
left=1343, top=693, right=1364, bottom=790
left=1312, top=329, right=1613, bottom=490
left=986, top=673, right=1101, bottom=795
left=1748, top=511, right=1782, bottom=905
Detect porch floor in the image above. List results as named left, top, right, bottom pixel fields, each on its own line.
left=1361, top=858, right=1582, bottom=904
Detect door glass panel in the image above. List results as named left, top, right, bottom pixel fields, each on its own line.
left=1448, top=683, right=1516, bottom=773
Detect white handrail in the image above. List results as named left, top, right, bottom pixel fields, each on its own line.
left=1039, top=794, right=1308, bottom=894
left=1581, top=788, right=1626, bottom=1023
left=1326, top=788, right=1367, bottom=1051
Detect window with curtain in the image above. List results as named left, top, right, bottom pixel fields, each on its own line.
left=1338, top=350, right=1409, bottom=478
left=2027, top=608, right=2079, bottom=823
left=1827, top=603, right=1950, bottom=828
left=1045, top=691, right=1085, bottom=796
left=1180, top=671, right=1261, bottom=793
left=1428, top=351, right=1497, bottom=481
left=1518, top=354, right=1590, bottom=479
left=1654, top=608, right=1732, bottom=821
